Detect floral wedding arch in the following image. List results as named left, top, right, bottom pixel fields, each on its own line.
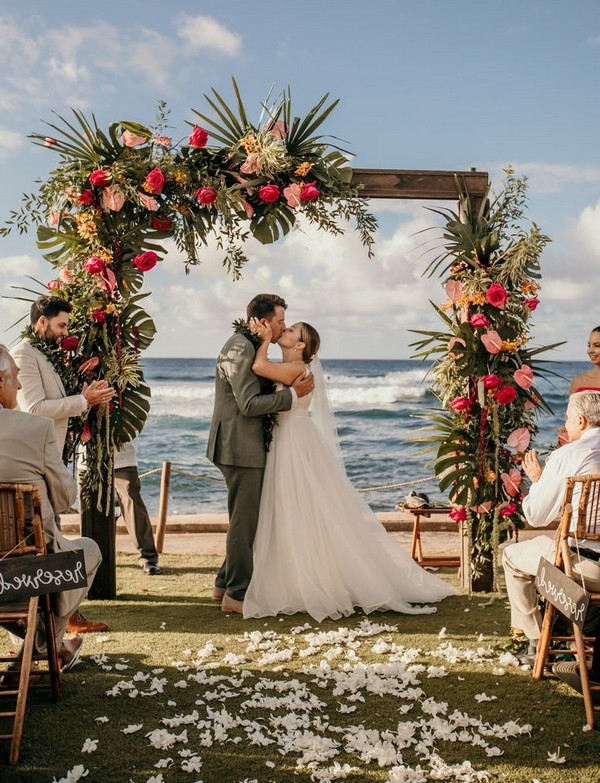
left=2, top=80, right=553, bottom=594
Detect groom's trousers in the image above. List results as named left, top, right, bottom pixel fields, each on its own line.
left=215, top=462, right=265, bottom=601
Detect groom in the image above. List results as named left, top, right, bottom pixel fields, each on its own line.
left=206, top=294, right=313, bottom=614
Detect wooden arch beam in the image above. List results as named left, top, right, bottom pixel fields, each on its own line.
left=351, top=168, right=489, bottom=201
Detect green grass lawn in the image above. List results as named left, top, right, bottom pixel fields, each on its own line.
left=2, top=553, right=600, bottom=783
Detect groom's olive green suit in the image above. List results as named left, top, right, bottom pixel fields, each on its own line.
left=206, top=333, right=293, bottom=600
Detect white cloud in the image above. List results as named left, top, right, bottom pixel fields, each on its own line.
left=486, top=161, right=600, bottom=195
left=0, top=127, right=24, bottom=157
left=175, top=15, right=242, bottom=57
left=573, top=200, right=600, bottom=261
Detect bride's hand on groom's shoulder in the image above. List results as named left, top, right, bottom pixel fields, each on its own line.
left=249, top=317, right=271, bottom=342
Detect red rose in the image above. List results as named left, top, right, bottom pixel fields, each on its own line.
left=299, top=181, right=320, bottom=202
left=449, top=506, right=467, bottom=522
left=494, top=384, right=518, bottom=405
left=258, top=184, right=280, bottom=203
left=91, top=311, right=106, bottom=325
left=470, top=313, right=490, bottom=328
left=84, top=256, right=106, bottom=275
left=79, top=356, right=100, bottom=374
left=485, top=283, right=508, bottom=309
left=78, top=190, right=94, bottom=205
left=196, top=186, right=218, bottom=205
left=132, top=251, right=158, bottom=272
left=482, top=374, right=503, bottom=390
left=449, top=396, right=471, bottom=412
left=525, top=296, right=540, bottom=311
left=189, top=125, right=208, bottom=148
left=89, top=169, right=111, bottom=187
left=61, top=336, right=80, bottom=351
left=499, top=501, right=517, bottom=517
left=151, top=215, right=171, bottom=231
left=143, top=167, right=165, bottom=195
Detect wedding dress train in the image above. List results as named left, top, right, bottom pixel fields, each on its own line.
left=244, top=372, right=459, bottom=621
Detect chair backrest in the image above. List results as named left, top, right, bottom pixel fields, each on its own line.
left=0, top=483, right=45, bottom=557
left=558, top=474, right=600, bottom=543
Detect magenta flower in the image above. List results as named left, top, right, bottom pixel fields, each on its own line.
left=61, top=336, right=79, bottom=351
left=143, top=167, right=165, bottom=195
left=482, top=373, right=503, bottom=390
left=486, top=283, right=508, bottom=309
left=494, top=385, right=518, bottom=405
left=132, top=251, right=158, bottom=272
left=89, top=169, right=111, bottom=188
left=449, top=396, right=471, bottom=412
left=258, top=184, right=280, bottom=203
left=525, top=296, right=540, bottom=311
left=299, top=181, right=320, bottom=202
left=196, top=186, right=218, bottom=205
left=470, top=313, right=490, bottom=328
left=189, top=126, right=208, bottom=148
left=84, top=256, right=106, bottom=275
left=449, top=506, right=467, bottom=522
left=499, top=501, right=517, bottom=517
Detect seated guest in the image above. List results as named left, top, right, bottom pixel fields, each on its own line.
left=0, top=344, right=102, bottom=672
left=502, top=391, right=600, bottom=663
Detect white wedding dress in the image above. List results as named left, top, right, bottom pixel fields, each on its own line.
left=243, top=363, right=460, bottom=621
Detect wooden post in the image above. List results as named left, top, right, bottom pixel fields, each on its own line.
left=81, top=471, right=116, bottom=600
left=155, top=461, right=171, bottom=554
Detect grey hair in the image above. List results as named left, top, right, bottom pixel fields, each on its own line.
left=0, top=344, right=13, bottom=379
left=569, top=391, right=600, bottom=427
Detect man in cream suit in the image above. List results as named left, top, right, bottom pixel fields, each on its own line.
left=0, top=345, right=102, bottom=670
left=11, top=295, right=113, bottom=634
left=206, top=294, right=313, bottom=614
left=11, top=295, right=114, bottom=457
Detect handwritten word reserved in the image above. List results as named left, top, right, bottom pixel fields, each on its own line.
left=536, top=562, right=589, bottom=626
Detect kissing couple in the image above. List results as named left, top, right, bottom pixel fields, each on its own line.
left=206, top=293, right=459, bottom=621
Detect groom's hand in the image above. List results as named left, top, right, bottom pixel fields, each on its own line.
left=292, top=372, right=314, bottom=398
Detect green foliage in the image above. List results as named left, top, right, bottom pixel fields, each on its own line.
left=412, top=170, right=560, bottom=584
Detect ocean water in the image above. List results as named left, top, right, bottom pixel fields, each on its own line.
left=136, top=358, right=585, bottom=516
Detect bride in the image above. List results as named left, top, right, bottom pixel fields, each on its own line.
left=243, top=319, right=460, bottom=621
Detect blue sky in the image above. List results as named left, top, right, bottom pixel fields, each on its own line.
left=0, top=0, right=599, bottom=360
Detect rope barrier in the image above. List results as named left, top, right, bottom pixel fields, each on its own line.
left=139, top=464, right=436, bottom=493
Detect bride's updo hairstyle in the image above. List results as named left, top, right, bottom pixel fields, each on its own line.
left=299, top=323, right=320, bottom=363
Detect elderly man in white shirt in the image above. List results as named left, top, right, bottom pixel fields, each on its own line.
left=502, top=391, right=600, bottom=659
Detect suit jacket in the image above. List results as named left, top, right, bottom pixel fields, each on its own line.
left=11, top=339, right=86, bottom=453
left=0, top=408, right=83, bottom=616
left=206, top=333, right=293, bottom=468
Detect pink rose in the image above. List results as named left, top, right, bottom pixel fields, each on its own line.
left=153, top=136, right=172, bottom=147
left=470, top=313, right=490, bottom=328
left=449, top=396, right=471, bottom=412
left=494, top=384, right=518, bottom=405
left=482, top=373, right=503, bottom=390
left=151, top=215, right=171, bottom=231
left=91, top=311, right=106, bottom=325
left=499, top=501, right=517, bottom=518
left=59, top=266, right=71, bottom=283
left=189, top=125, right=208, bottom=148
left=445, top=280, right=463, bottom=303
left=78, top=190, right=94, bottom=205
left=102, top=184, right=125, bottom=212
left=89, top=169, right=111, bottom=187
left=258, top=184, right=280, bottom=203
left=196, top=186, right=218, bottom=205
left=300, top=181, right=320, bottom=202
left=138, top=192, right=160, bottom=211
left=132, top=251, right=158, bottom=272
left=501, top=469, right=522, bottom=497
left=513, top=365, right=534, bottom=389
left=79, top=356, right=100, bottom=374
left=47, top=279, right=61, bottom=291
left=283, top=183, right=302, bottom=208
left=481, top=330, right=503, bottom=354
left=449, top=506, right=467, bottom=522
left=486, top=283, right=508, bottom=309
left=240, top=152, right=260, bottom=174
left=84, top=256, right=106, bottom=275
left=121, top=130, right=147, bottom=147
left=143, top=167, right=165, bottom=195
left=61, top=336, right=79, bottom=352
left=525, top=296, right=540, bottom=311
left=507, top=427, right=531, bottom=452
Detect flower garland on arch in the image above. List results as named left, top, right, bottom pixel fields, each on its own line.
left=411, top=169, right=561, bottom=589
left=2, top=81, right=376, bottom=511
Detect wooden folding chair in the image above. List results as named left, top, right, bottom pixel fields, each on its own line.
left=533, top=474, right=600, bottom=727
left=0, top=483, right=61, bottom=764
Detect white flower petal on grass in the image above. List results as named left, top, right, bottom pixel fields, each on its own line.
left=266, top=760, right=275, bottom=768
left=122, top=724, right=143, bottom=734
left=438, top=627, right=447, bottom=639
left=583, top=724, right=592, bottom=732
left=81, top=738, right=98, bottom=754
left=145, top=775, right=164, bottom=783
left=180, top=755, right=202, bottom=773
left=154, top=758, right=173, bottom=768
left=160, top=622, right=166, bottom=629
left=474, top=693, right=497, bottom=703
left=485, top=746, right=503, bottom=757
left=547, top=746, right=566, bottom=764
left=385, top=764, right=427, bottom=783
left=94, top=716, right=109, bottom=723
left=52, top=765, right=89, bottom=783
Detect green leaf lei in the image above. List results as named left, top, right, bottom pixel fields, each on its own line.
left=232, top=317, right=277, bottom=452
left=22, top=325, right=85, bottom=462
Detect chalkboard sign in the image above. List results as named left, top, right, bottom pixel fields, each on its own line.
left=0, top=550, right=86, bottom=603
left=535, top=557, right=590, bottom=629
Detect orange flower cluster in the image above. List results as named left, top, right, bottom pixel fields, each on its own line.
left=294, top=162, right=313, bottom=177
left=241, top=134, right=257, bottom=153
left=74, top=212, right=98, bottom=241
left=521, top=279, right=541, bottom=294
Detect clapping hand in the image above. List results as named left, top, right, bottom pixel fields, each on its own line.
left=249, top=317, right=272, bottom=343
left=522, top=449, right=543, bottom=483
left=83, top=379, right=115, bottom=408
